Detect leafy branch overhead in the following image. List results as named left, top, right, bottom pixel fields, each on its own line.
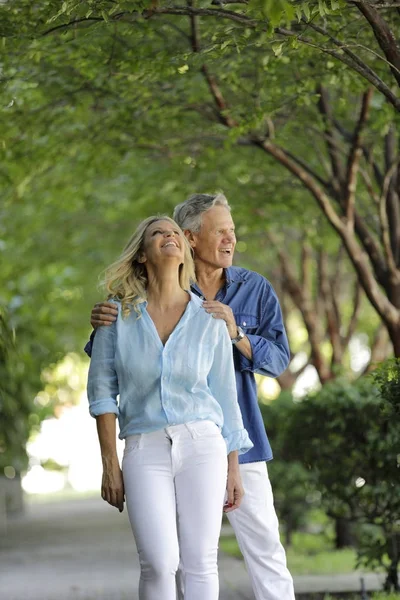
left=1, top=0, right=399, bottom=364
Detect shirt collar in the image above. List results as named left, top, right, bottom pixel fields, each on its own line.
left=137, top=290, right=202, bottom=315
left=225, top=267, right=246, bottom=286
left=191, top=267, right=244, bottom=297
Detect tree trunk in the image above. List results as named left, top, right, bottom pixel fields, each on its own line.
left=335, top=517, right=354, bottom=549
left=388, top=323, right=400, bottom=357
left=385, top=532, right=400, bottom=591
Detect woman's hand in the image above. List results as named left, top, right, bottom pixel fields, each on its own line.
left=91, top=302, right=118, bottom=329
left=224, top=451, right=244, bottom=513
left=101, top=456, right=125, bottom=513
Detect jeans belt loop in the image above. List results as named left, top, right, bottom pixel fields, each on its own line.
left=184, top=422, right=197, bottom=439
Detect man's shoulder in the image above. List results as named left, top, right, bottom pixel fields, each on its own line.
left=229, top=266, right=273, bottom=290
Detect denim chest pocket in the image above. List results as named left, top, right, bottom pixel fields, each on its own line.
left=235, top=314, right=259, bottom=333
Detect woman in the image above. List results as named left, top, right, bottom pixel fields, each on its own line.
left=87, top=216, right=252, bottom=600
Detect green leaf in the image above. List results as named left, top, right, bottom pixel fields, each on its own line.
left=272, top=41, right=284, bottom=56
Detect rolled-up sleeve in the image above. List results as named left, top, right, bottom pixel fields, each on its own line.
left=208, top=322, right=253, bottom=455
left=236, top=284, right=290, bottom=378
left=87, top=317, right=119, bottom=418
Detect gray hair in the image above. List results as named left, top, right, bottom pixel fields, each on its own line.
left=173, top=193, right=231, bottom=233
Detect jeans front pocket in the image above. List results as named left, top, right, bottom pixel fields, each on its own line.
left=123, top=434, right=142, bottom=459
left=187, top=420, right=223, bottom=441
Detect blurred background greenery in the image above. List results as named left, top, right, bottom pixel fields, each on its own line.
left=1, top=0, right=400, bottom=595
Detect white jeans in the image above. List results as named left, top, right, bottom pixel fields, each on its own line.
left=227, top=462, right=295, bottom=600
left=122, top=421, right=228, bottom=600
left=177, top=461, right=295, bottom=600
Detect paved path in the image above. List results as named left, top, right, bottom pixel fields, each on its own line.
left=0, top=495, right=388, bottom=600
left=0, top=495, right=252, bottom=600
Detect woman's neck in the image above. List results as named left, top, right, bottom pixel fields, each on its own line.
left=146, top=266, right=188, bottom=310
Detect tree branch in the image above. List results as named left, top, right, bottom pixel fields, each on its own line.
left=379, top=160, right=400, bottom=280
left=355, top=0, right=400, bottom=87
left=384, top=126, right=400, bottom=266
left=343, top=280, right=362, bottom=347
left=43, top=6, right=400, bottom=112
left=188, top=4, right=237, bottom=128
left=269, top=233, right=332, bottom=384
left=318, top=250, right=343, bottom=366
left=361, top=323, right=390, bottom=373
left=344, top=89, right=373, bottom=228
left=252, top=138, right=399, bottom=326
left=301, top=241, right=313, bottom=297
left=294, top=20, right=400, bottom=111
left=280, top=148, right=330, bottom=188
left=317, top=85, right=345, bottom=191
left=43, top=17, right=105, bottom=36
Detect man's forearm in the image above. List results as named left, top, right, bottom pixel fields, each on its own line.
left=234, top=336, right=253, bottom=361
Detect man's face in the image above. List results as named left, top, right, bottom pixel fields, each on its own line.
left=188, top=206, right=236, bottom=269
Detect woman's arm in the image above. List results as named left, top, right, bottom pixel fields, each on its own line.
left=97, top=414, right=124, bottom=512
left=207, top=321, right=253, bottom=511
left=207, top=320, right=253, bottom=457
left=87, top=304, right=123, bottom=511
left=224, top=450, right=244, bottom=513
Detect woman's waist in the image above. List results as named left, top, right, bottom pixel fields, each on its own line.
left=119, top=412, right=223, bottom=440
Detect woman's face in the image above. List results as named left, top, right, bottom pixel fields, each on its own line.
left=141, top=220, right=185, bottom=266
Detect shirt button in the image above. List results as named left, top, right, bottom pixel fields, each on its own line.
left=243, top=321, right=247, bottom=326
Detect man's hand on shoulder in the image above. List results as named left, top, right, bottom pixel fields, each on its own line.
left=203, top=299, right=253, bottom=360
left=202, top=300, right=237, bottom=338
left=91, top=302, right=118, bottom=329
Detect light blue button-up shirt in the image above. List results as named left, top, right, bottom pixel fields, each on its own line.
left=87, top=291, right=253, bottom=455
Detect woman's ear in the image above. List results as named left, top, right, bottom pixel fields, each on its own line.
left=137, top=252, right=147, bottom=264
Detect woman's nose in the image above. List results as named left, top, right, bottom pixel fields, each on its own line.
left=165, top=230, right=175, bottom=237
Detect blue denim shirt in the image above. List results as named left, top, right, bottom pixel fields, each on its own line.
left=85, top=267, right=289, bottom=464
left=192, top=267, right=290, bottom=464
left=87, top=291, right=253, bottom=455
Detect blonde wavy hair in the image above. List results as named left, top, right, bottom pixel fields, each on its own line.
left=103, top=216, right=196, bottom=317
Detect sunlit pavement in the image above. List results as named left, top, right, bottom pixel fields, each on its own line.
left=1, top=495, right=390, bottom=600
left=0, top=494, right=252, bottom=600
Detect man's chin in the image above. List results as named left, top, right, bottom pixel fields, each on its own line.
left=217, top=257, right=233, bottom=268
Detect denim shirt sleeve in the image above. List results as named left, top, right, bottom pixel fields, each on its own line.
left=208, top=321, right=253, bottom=456
left=236, top=283, right=290, bottom=378
left=84, top=330, right=95, bottom=358
left=87, top=317, right=119, bottom=418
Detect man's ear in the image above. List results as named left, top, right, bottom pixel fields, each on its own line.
left=184, top=230, right=196, bottom=248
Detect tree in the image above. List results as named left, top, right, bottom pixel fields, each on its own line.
left=1, top=0, right=399, bottom=354
left=284, top=359, right=400, bottom=590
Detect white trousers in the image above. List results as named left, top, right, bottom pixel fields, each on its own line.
left=226, top=462, right=295, bottom=600
left=122, top=421, right=228, bottom=600
left=177, top=461, right=295, bottom=600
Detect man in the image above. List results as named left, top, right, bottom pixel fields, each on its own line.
left=87, top=193, right=295, bottom=600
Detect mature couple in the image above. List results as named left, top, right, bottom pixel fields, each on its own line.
left=86, top=193, right=295, bottom=600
